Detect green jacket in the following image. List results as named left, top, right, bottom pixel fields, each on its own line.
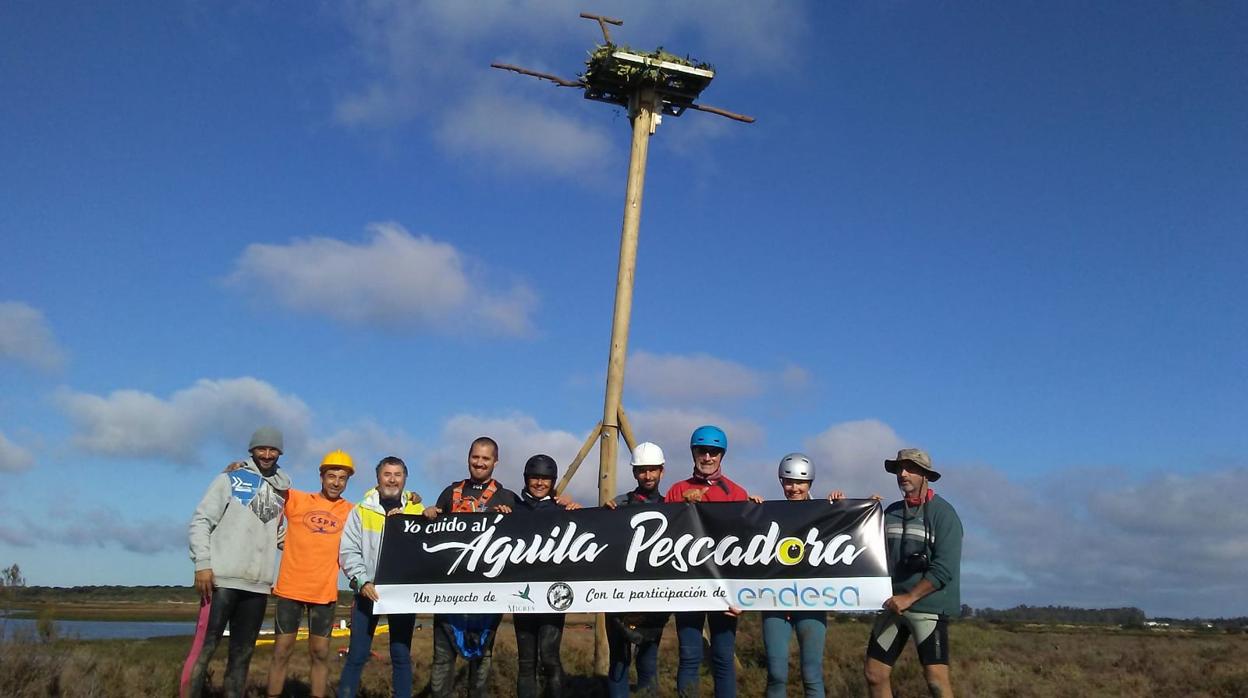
left=883, top=492, right=962, bottom=617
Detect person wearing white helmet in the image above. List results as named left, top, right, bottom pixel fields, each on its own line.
left=758, top=453, right=837, bottom=698
left=603, top=442, right=669, bottom=696
left=608, top=441, right=667, bottom=509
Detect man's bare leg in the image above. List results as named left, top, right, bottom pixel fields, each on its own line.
left=308, top=635, right=330, bottom=697
left=923, top=664, right=953, bottom=697
left=864, top=657, right=893, bottom=698
left=266, top=633, right=297, bottom=697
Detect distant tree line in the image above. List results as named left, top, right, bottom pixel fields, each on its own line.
left=967, top=604, right=1146, bottom=626
left=1151, top=616, right=1248, bottom=631
left=961, top=604, right=1248, bottom=631
left=1, top=584, right=201, bottom=605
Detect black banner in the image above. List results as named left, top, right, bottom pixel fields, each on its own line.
left=373, top=500, right=888, bottom=614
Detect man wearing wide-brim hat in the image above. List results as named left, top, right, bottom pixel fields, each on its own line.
left=864, top=448, right=963, bottom=698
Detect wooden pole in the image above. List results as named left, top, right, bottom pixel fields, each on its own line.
left=594, top=87, right=658, bottom=676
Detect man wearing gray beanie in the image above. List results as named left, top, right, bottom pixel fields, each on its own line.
left=181, top=426, right=292, bottom=698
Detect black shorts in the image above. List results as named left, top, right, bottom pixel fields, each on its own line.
left=866, top=611, right=950, bottom=666
left=273, top=596, right=336, bottom=638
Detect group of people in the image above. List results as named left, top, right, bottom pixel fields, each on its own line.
left=180, top=425, right=962, bottom=698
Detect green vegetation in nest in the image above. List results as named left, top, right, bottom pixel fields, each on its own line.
left=582, top=44, right=714, bottom=101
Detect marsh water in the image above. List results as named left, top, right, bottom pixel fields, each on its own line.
left=0, top=610, right=283, bottom=640
left=1, top=616, right=197, bottom=640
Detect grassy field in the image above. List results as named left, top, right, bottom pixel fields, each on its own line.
left=3, top=610, right=1247, bottom=697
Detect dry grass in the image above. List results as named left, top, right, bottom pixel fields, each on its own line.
left=2, top=615, right=1246, bottom=696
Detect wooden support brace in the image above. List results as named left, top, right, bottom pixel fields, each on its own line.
left=490, top=62, right=584, bottom=88
left=555, top=422, right=603, bottom=496
left=688, top=102, right=756, bottom=123
left=617, top=406, right=638, bottom=454
left=579, top=12, right=623, bottom=44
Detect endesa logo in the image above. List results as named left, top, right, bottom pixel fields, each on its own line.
left=736, top=582, right=861, bottom=609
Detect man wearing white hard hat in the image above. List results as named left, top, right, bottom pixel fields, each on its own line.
left=603, top=442, right=669, bottom=696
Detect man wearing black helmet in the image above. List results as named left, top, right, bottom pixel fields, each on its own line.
left=864, top=449, right=963, bottom=698
left=512, top=454, right=582, bottom=698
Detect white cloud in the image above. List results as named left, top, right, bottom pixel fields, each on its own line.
left=0, top=508, right=183, bottom=554
left=307, top=421, right=422, bottom=471
left=50, top=509, right=185, bottom=554
left=332, top=0, right=809, bottom=176
left=627, top=407, right=764, bottom=472
left=939, top=464, right=1248, bottom=617
left=0, top=432, right=34, bottom=473
left=0, top=524, right=34, bottom=547
left=422, top=412, right=593, bottom=500
left=658, top=0, right=808, bottom=71
left=793, top=417, right=1248, bottom=616
left=803, top=419, right=907, bottom=497
left=436, top=90, right=613, bottom=178
left=0, top=301, right=67, bottom=371
left=57, top=377, right=312, bottom=465
left=778, top=363, right=812, bottom=391
left=628, top=351, right=764, bottom=403
left=228, top=222, right=537, bottom=336
left=626, top=350, right=812, bottom=406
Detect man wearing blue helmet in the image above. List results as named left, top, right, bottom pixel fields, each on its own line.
left=664, top=425, right=749, bottom=697
left=664, top=425, right=748, bottom=504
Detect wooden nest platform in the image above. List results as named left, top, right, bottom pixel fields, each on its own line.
left=582, top=45, right=715, bottom=116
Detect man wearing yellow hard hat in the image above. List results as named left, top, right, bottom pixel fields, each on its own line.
left=265, top=449, right=356, bottom=698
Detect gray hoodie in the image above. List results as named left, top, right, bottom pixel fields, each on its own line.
left=188, top=457, right=291, bottom=595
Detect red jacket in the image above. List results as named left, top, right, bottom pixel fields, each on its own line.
left=664, top=475, right=748, bottom=503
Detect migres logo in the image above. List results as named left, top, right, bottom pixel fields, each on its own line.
left=506, top=584, right=536, bottom=613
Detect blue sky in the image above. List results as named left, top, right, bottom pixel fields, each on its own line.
left=2, top=1, right=1245, bottom=618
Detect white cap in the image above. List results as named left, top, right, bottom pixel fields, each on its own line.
left=630, top=442, right=666, bottom=467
